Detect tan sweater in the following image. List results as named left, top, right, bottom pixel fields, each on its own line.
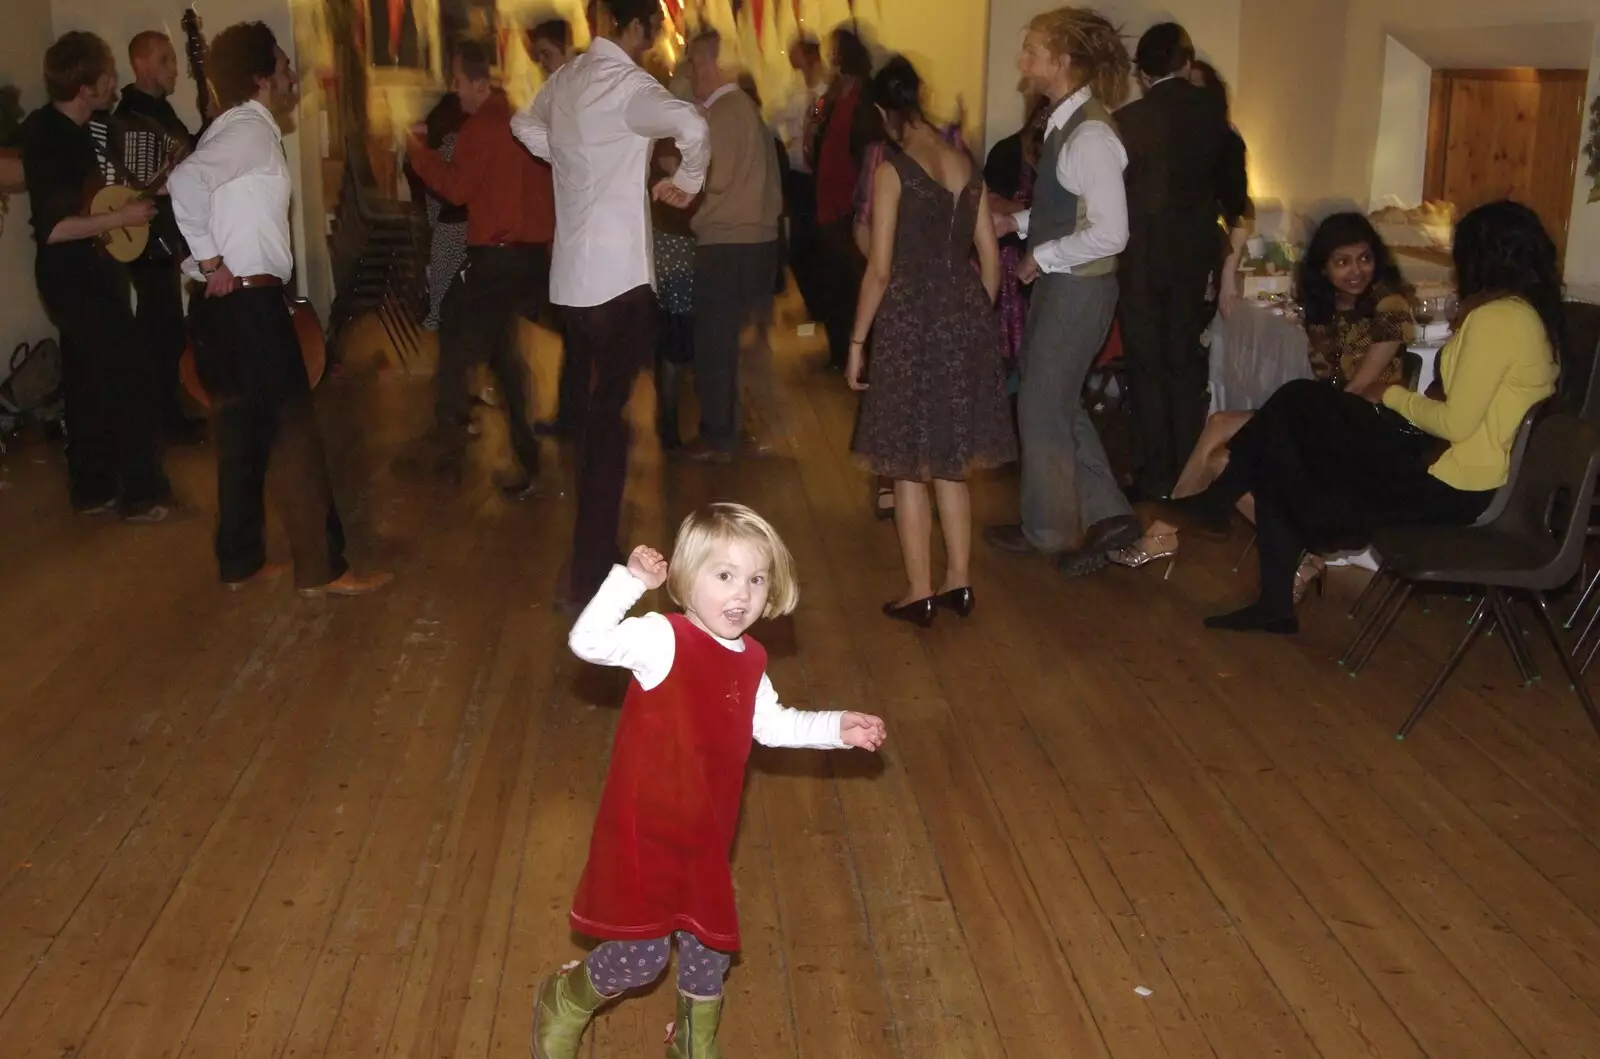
left=691, top=85, right=782, bottom=246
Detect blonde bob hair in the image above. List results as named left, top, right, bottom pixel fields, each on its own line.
left=666, top=502, right=799, bottom=619
left=1029, top=7, right=1132, bottom=108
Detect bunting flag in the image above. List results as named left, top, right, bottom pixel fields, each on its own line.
left=791, top=0, right=802, bottom=32
left=730, top=0, right=744, bottom=20
left=752, top=0, right=764, bottom=51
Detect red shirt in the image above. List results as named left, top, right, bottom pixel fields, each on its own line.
left=814, top=83, right=863, bottom=225
left=407, top=90, right=554, bottom=246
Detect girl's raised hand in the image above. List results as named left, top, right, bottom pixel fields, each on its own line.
left=627, top=545, right=669, bottom=590
left=840, top=712, right=887, bottom=751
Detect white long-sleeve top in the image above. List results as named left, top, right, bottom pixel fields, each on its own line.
left=1013, top=85, right=1129, bottom=276
left=511, top=37, right=711, bottom=308
left=569, top=566, right=848, bottom=749
left=168, top=100, right=293, bottom=282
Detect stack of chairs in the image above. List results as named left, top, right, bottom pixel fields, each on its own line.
left=325, top=137, right=429, bottom=372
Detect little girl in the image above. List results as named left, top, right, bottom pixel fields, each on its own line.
left=532, top=502, right=887, bottom=1059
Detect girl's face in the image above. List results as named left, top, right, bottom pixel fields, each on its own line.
left=1324, top=241, right=1376, bottom=302
left=684, top=538, right=771, bottom=640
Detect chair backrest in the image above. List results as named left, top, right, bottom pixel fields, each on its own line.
left=1560, top=300, right=1600, bottom=423
left=1494, top=413, right=1600, bottom=590
left=1472, top=398, right=1549, bottom=526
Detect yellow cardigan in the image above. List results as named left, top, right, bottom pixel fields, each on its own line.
left=1382, top=297, right=1557, bottom=493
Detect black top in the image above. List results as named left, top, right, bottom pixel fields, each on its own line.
left=984, top=132, right=1025, bottom=201
left=19, top=104, right=102, bottom=278
left=114, top=84, right=195, bottom=148
left=1117, top=77, right=1249, bottom=276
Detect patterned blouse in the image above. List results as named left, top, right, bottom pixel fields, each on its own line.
left=1305, top=282, right=1415, bottom=388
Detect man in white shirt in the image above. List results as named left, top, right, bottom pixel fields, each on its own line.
left=511, top=0, right=710, bottom=608
left=170, top=21, right=390, bottom=598
left=984, top=8, right=1141, bottom=576
left=774, top=34, right=828, bottom=323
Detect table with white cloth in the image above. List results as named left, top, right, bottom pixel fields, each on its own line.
left=1207, top=300, right=1314, bottom=413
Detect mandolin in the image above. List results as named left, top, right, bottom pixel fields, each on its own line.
left=182, top=8, right=215, bottom=135
left=88, top=131, right=188, bottom=264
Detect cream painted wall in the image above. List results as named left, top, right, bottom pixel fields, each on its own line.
left=49, top=0, right=334, bottom=315
left=0, top=0, right=56, bottom=382
left=984, top=0, right=1243, bottom=155
left=1368, top=34, right=1430, bottom=209
left=1238, top=0, right=1600, bottom=290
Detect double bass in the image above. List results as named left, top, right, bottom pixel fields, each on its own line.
left=175, top=7, right=325, bottom=409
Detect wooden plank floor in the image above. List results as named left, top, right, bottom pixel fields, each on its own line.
left=2, top=312, right=1599, bottom=1059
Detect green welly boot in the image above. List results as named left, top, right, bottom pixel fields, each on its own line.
left=531, top=962, right=610, bottom=1059
left=664, top=991, right=724, bottom=1058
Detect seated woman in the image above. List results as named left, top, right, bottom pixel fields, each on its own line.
left=1165, top=200, right=1559, bottom=634
left=1115, top=212, right=1415, bottom=586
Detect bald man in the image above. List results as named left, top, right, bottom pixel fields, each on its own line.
left=116, top=29, right=202, bottom=443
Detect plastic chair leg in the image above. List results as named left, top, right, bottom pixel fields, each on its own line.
left=1534, top=594, right=1600, bottom=737
left=1398, top=596, right=1493, bottom=739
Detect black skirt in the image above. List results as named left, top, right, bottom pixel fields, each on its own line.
left=1227, top=379, right=1494, bottom=553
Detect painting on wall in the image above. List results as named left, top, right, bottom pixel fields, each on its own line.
left=369, top=0, right=428, bottom=69
left=441, top=0, right=499, bottom=64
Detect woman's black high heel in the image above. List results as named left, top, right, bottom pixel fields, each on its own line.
left=882, top=597, right=936, bottom=627
left=934, top=587, right=974, bottom=617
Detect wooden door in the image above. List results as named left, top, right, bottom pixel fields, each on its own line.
left=1424, top=68, right=1588, bottom=261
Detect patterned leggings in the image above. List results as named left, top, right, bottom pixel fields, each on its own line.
left=584, top=931, right=732, bottom=998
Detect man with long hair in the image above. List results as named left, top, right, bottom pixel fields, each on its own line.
left=511, top=0, right=709, bottom=610
left=169, top=21, right=390, bottom=597
left=20, top=31, right=172, bottom=522
left=985, top=7, right=1140, bottom=576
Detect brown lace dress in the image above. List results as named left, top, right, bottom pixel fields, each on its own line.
left=851, top=152, right=1017, bottom=482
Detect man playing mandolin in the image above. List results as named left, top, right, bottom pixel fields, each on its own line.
left=19, top=31, right=174, bottom=522
left=169, top=21, right=391, bottom=598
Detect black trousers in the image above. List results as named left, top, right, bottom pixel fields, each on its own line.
left=1119, top=258, right=1215, bottom=495
left=817, top=218, right=865, bottom=369
left=129, top=259, right=189, bottom=430
left=191, top=286, right=347, bottom=589
left=37, top=260, right=169, bottom=513
left=562, top=284, right=658, bottom=601
left=784, top=170, right=827, bottom=323
left=436, top=244, right=546, bottom=477
left=693, top=240, right=779, bottom=452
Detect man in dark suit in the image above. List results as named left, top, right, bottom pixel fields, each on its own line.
left=1116, top=23, right=1249, bottom=500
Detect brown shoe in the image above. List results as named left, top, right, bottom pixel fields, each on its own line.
left=299, top=570, right=394, bottom=598
left=226, top=563, right=290, bottom=591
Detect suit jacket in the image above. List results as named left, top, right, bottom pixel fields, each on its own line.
left=1117, top=77, right=1248, bottom=280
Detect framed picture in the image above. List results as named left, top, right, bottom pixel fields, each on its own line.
left=441, top=0, right=499, bottom=67
left=369, top=0, right=428, bottom=70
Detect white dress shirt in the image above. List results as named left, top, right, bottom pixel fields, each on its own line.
left=511, top=37, right=711, bottom=308
left=1014, top=86, right=1129, bottom=275
left=774, top=81, right=825, bottom=173
left=169, top=100, right=293, bottom=282
left=568, top=566, right=848, bottom=749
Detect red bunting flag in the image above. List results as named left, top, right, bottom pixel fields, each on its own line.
left=752, top=0, right=764, bottom=48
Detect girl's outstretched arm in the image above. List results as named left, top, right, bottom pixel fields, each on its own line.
left=752, top=676, right=886, bottom=751
left=568, top=565, right=676, bottom=689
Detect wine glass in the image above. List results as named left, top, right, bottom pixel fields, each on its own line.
left=1412, top=294, right=1435, bottom=331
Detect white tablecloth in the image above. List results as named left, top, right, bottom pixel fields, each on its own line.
left=1207, top=301, right=1313, bottom=413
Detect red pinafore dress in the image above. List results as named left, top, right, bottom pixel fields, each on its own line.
left=570, top=613, right=767, bottom=953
